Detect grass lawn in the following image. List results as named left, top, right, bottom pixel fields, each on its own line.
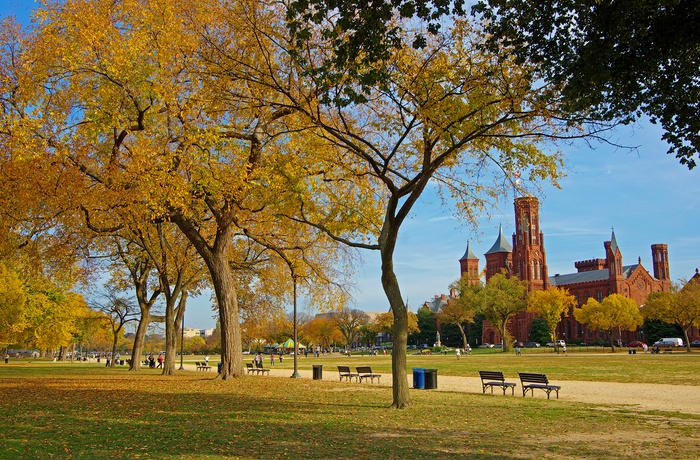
left=1, top=354, right=698, bottom=459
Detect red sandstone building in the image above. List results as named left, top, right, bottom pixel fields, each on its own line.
left=461, top=196, right=677, bottom=345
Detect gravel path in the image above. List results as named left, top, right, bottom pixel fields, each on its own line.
left=260, top=367, right=700, bottom=415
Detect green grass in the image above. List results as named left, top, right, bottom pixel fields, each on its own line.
left=1, top=358, right=699, bottom=459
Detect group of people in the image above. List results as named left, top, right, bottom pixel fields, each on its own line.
left=146, top=353, right=164, bottom=368
left=252, top=352, right=280, bottom=366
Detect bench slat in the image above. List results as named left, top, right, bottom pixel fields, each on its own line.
left=337, top=366, right=359, bottom=382
left=356, top=366, right=381, bottom=384
left=518, top=372, right=560, bottom=399
left=478, top=371, right=516, bottom=395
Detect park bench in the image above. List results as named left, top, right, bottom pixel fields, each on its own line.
left=246, top=363, right=258, bottom=375
left=479, top=371, right=517, bottom=395
left=518, top=372, right=561, bottom=399
left=337, top=365, right=359, bottom=382
left=196, top=361, right=212, bottom=371
left=356, top=366, right=381, bottom=384
left=254, top=361, right=270, bottom=375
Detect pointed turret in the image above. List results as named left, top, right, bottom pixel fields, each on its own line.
left=484, top=224, right=513, bottom=282
left=459, top=241, right=480, bottom=283
left=485, top=224, right=513, bottom=254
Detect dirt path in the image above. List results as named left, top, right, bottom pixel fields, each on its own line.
left=259, top=367, right=700, bottom=415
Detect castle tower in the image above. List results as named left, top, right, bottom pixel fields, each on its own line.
left=512, top=196, right=548, bottom=291
left=484, top=224, right=513, bottom=283
left=459, top=241, right=480, bottom=284
left=605, top=229, right=623, bottom=279
left=651, top=243, right=671, bottom=290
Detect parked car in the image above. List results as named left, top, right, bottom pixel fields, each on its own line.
left=513, top=341, right=524, bottom=348
left=654, top=338, right=684, bottom=347
left=546, top=340, right=566, bottom=347
left=690, top=341, right=700, bottom=347
left=493, top=343, right=503, bottom=348
left=478, top=343, right=494, bottom=348
left=627, top=341, right=646, bottom=348
left=524, top=342, right=540, bottom=348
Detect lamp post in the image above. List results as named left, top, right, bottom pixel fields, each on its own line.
left=178, top=312, right=185, bottom=371
left=291, top=276, right=301, bottom=378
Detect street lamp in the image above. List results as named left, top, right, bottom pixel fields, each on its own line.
left=291, top=276, right=301, bottom=378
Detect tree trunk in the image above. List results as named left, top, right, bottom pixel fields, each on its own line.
left=130, top=310, right=151, bottom=371
left=682, top=327, right=691, bottom=352
left=162, top=292, right=187, bottom=375
left=110, top=335, right=118, bottom=368
left=381, top=240, right=410, bottom=408
left=208, top=250, right=243, bottom=378
left=457, top=324, right=468, bottom=351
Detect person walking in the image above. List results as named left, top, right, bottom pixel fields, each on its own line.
left=157, top=353, right=163, bottom=368
left=270, top=353, right=275, bottom=366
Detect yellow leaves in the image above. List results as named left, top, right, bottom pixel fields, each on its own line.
left=574, top=293, right=643, bottom=333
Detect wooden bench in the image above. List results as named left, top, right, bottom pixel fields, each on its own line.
left=518, top=372, right=561, bottom=399
left=356, top=366, right=381, bottom=384
left=254, top=361, right=270, bottom=375
left=479, top=370, right=517, bottom=395
left=246, top=363, right=258, bottom=375
left=337, top=365, right=359, bottom=382
left=196, top=361, right=212, bottom=371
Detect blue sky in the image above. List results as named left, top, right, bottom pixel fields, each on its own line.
left=4, top=2, right=699, bottom=330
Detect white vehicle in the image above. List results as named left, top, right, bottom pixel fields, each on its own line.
left=654, top=338, right=684, bottom=347
left=546, top=340, right=566, bottom=347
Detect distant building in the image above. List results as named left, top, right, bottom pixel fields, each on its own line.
left=462, top=196, right=680, bottom=345
left=183, top=328, right=214, bottom=339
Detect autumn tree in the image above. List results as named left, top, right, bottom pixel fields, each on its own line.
left=20, top=278, right=91, bottom=360
left=574, top=294, right=644, bottom=352
left=371, top=311, right=419, bottom=338
left=440, top=276, right=482, bottom=350
left=643, top=278, right=700, bottom=352
left=476, top=272, right=528, bottom=351
left=3, top=1, right=362, bottom=379
left=304, top=316, right=343, bottom=351
left=528, top=287, right=577, bottom=351
left=333, top=308, right=370, bottom=350
left=0, top=263, right=27, bottom=350
left=275, top=9, right=612, bottom=406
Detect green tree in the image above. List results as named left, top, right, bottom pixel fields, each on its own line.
left=475, top=272, right=528, bottom=352
left=439, top=276, right=482, bottom=350
left=643, top=279, right=700, bottom=352
left=528, top=287, right=577, bottom=350
left=475, top=0, right=700, bottom=169
left=529, top=317, right=551, bottom=345
left=574, top=293, right=644, bottom=352
left=409, top=306, right=438, bottom=348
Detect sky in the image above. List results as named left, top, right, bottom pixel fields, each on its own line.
left=3, top=1, right=699, bottom=330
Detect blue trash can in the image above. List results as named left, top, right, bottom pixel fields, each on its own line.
left=413, top=368, right=425, bottom=389
left=217, top=362, right=222, bottom=373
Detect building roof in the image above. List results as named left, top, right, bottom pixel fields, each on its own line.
left=610, top=229, right=619, bottom=254
left=459, top=241, right=479, bottom=261
left=485, top=224, right=513, bottom=254
left=548, top=264, right=641, bottom=286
